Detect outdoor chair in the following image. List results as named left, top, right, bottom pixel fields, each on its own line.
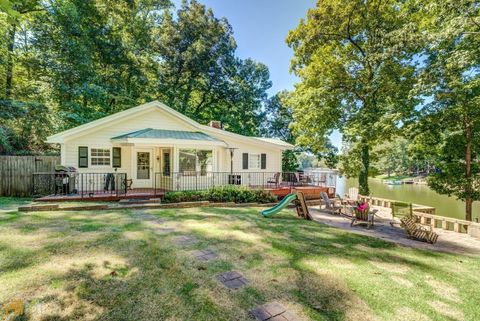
left=267, top=172, right=280, bottom=188
left=400, top=216, right=439, bottom=244
left=345, top=187, right=359, bottom=203
left=320, top=192, right=342, bottom=215
left=350, top=202, right=378, bottom=229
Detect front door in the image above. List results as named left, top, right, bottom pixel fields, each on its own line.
left=134, top=149, right=153, bottom=188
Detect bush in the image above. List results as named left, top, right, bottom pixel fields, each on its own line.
left=163, top=186, right=277, bottom=204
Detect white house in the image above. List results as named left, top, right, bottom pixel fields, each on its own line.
left=46, top=101, right=293, bottom=191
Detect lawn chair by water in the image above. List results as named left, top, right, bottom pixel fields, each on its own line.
left=345, top=187, right=359, bottom=203
left=320, top=192, right=342, bottom=215
left=350, top=201, right=378, bottom=229
left=401, top=216, right=439, bottom=244
left=390, top=201, right=413, bottom=226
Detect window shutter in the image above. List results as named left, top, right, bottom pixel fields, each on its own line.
left=261, top=153, right=267, bottom=169
left=242, top=153, right=248, bottom=170
left=112, top=147, right=121, bottom=168
left=78, top=146, right=88, bottom=168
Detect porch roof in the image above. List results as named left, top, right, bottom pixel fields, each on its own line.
left=111, top=128, right=225, bottom=145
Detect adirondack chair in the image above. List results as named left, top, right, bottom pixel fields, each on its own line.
left=350, top=201, right=378, bottom=229
left=346, top=187, right=359, bottom=203
left=400, top=216, right=439, bottom=244
left=389, top=201, right=413, bottom=226
left=320, top=192, right=342, bottom=215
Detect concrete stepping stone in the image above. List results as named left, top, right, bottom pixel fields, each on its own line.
left=216, top=271, right=248, bottom=289
left=250, top=302, right=301, bottom=321
left=191, top=249, right=217, bottom=261
left=175, top=235, right=197, bottom=246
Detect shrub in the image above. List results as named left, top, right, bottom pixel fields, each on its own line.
left=163, top=186, right=277, bottom=204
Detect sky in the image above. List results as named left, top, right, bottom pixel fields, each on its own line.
left=171, top=0, right=343, bottom=149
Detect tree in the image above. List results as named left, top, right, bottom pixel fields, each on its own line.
left=262, top=91, right=299, bottom=171
left=154, top=0, right=270, bottom=135
left=413, top=0, right=480, bottom=221
left=287, top=0, right=418, bottom=195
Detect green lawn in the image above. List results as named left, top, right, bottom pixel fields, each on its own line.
left=0, top=198, right=479, bottom=320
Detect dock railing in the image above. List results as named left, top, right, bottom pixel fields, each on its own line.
left=359, top=195, right=480, bottom=238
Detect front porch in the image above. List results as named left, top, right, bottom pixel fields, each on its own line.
left=33, top=171, right=337, bottom=202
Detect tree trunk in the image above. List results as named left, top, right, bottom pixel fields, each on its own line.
left=5, top=23, right=16, bottom=99
left=359, top=141, right=370, bottom=195
left=465, top=122, right=472, bottom=221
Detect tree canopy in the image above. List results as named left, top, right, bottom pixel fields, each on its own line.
left=286, top=0, right=419, bottom=195
left=0, top=0, right=275, bottom=154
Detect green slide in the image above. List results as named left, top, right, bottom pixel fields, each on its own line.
left=261, top=193, right=298, bottom=217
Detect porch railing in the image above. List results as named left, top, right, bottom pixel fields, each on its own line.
left=32, top=172, right=127, bottom=198
left=154, top=171, right=337, bottom=193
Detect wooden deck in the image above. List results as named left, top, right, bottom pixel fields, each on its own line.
left=34, top=185, right=333, bottom=202
left=34, top=188, right=163, bottom=202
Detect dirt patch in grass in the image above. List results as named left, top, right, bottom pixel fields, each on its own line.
left=425, top=277, right=461, bottom=303
left=390, top=275, right=414, bottom=288
left=369, top=257, right=411, bottom=274
left=427, top=300, right=465, bottom=320
left=392, top=307, right=431, bottom=321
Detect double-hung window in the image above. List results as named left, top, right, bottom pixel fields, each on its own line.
left=91, top=148, right=111, bottom=166
left=249, top=153, right=261, bottom=170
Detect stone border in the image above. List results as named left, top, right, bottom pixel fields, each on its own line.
left=18, top=199, right=321, bottom=213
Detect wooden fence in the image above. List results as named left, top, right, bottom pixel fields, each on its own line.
left=0, top=156, right=60, bottom=197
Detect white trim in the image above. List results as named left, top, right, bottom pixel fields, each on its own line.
left=89, top=146, right=112, bottom=168
left=133, top=148, right=154, bottom=188
left=111, top=137, right=228, bottom=147
left=46, top=100, right=293, bottom=150
left=249, top=153, right=261, bottom=170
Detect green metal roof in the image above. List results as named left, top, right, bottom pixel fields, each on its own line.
left=112, top=128, right=222, bottom=142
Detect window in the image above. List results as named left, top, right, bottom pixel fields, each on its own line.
left=78, top=146, right=88, bottom=168
left=249, top=153, right=261, bottom=170
left=91, top=148, right=111, bottom=166
left=112, top=147, right=121, bottom=168
left=162, top=150, right=171, bottom=176
left=179, top=149, right=213, bottom=175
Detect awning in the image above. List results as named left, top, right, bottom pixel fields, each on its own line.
left=111, top=128, right=227, bottom=146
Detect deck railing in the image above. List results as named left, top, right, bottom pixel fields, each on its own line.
left=358, top=194, right=480, bottom=237
left=154, top=171, right=336, bottom=193
left=32, top=172, right=127, bottom=198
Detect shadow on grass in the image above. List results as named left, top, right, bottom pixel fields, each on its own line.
left=0, top=206, right=477, bottom=321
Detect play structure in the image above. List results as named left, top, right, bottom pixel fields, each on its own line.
left=261, top=191, right=312, bottom=220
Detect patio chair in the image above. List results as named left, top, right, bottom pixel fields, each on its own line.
left=400, top=216, right=439, bottom=244
left=389, top=201, right=413, bottom=226
left=320, top=192, right=342, bottom=215
left=345, top=187, right=359, bottom=203
left=350, top=202, right=378, bottom=229
left=267, top=172, right=280, bottom=188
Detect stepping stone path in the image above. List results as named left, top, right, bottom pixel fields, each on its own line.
left=175, top=236, right=197, bottom=246
left=216, top=271, right=248, bottom=289
left=250, top=302, right=301, bottom=321
left=191, top=249, right=218, bottom=261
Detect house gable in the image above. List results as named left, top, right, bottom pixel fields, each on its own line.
left=47, top=100, right=293, bottom=151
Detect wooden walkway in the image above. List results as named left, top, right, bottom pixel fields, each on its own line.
left=310, top=206, right=480, bottom=256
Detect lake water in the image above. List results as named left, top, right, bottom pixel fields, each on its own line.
left=336, top=177, right=480, bottom=221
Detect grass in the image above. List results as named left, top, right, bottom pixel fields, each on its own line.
left=0, top=199, right=479, bottom=320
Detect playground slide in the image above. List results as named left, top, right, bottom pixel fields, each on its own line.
left=261, top=193, right=298, bottom=217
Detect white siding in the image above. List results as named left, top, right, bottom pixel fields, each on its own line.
left=60, top=107, right=284, bottom=184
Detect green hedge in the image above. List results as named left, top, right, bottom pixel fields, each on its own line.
left=163, top=186, right=278, bottom=204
